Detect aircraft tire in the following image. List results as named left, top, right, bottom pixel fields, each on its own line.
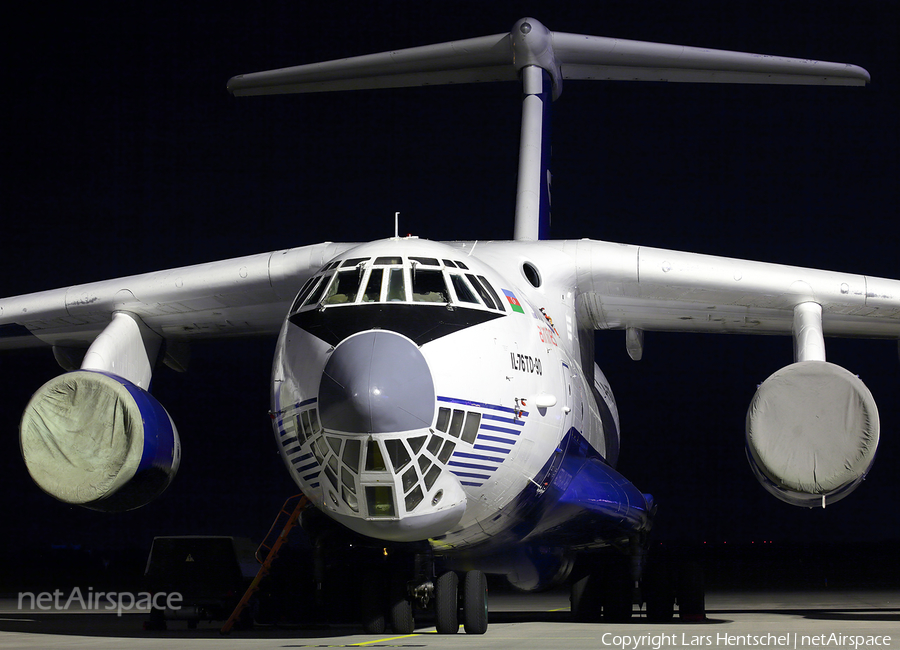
left=462, top=570, right=488, bottom=634
left=361, top=573, right=386, bottom=634
left=570, top=574, right=602, bottom=622
left=601, top=560, right=633, bottom=623
left=676, top=562, right=705, bottom=622
left=642, top=564, right=675, bottom=623
left=434, top=571, right=459, bottom=634
left=389, top=577, right=414, bottom=634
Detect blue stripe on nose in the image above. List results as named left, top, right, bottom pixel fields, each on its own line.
left=318, top=331, right=435, bottom=434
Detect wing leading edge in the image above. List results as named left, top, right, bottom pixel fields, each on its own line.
left=563, top=239, right=900, bottom=345
left=0, top=243, right=350, bottom=356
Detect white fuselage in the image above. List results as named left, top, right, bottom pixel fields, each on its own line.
left=270, top=237, right=611, bottom=548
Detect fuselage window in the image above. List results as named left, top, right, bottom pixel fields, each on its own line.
left=443, top=259, right=457, bottom=268
left=461, top=412, right=481, bottom=444
left=387, top=268, right=406, bottom=302
left=374, top=256, right=402, bottom=265
left=362, top=268, right=384, bottom=302
left=455, top=261, right=469, bottom=270
left=412, top=269, right=450, bottom=303
left=447, top=410, right=465, bottom=438
left=466, top=274, right=497, bottom=310
left=323, top=269, right=362, bottom=305
left=449, top=274, right=479, bottom=304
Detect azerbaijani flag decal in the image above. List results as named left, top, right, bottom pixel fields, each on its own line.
left=502, top=289, right=525, bottom=314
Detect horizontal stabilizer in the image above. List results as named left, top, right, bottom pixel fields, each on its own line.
left=227, top=18, right=869, bottom=98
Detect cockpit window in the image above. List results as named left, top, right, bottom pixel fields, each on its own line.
left=374, top=256, right=402, bottom=265
left=410, top=256, right=439, bottom=267
left=362, top=268, right=384, bottom=302
left=292, top=255, right=507, bottom=314
left=466, top=274, right=498, bottom=310
left=449, top=274, right=478, bottom=304
left=477, top=275, right=505, bottom=312
left=412, top=269, right=450, bottom=303
left=290, top=277, right=317, bottom=313
left=387, top=268, right=406, bottom=302
left=303, top=273, right=332, bottom=308
left=322, top=269, right=363, bottom=305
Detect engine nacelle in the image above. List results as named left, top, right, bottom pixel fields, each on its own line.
left=20, top=370, right=181, bottom=512
left=745, top=361, right=879, bottom=507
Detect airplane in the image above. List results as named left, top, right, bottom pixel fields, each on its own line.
left=2, top=11, right=896, bottom=634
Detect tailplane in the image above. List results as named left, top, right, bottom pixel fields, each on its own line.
left=228, top=18, right=869, bottom=241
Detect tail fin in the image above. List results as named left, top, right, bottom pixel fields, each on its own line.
left=228, top=17, right=869, bottom=241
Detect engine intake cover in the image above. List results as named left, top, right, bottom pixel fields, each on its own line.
left=745, top=361, right=879, bottom=507
left=20, top=370, right=180, bottom=512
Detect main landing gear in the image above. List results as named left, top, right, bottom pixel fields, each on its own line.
left=569, top=543, right=705, bottom=623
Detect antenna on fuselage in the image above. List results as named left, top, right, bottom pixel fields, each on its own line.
left=395, top=211, right=400, bottom=239
left=227, top=19, right=869, bottom=242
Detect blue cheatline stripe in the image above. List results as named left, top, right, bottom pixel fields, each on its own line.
left=449, top=460, right=498, bottom=472
left=281, top=436, right=298, bottom=447
left=297, top=462, right=319, bottom=472
left=437, top=396, right=528, bottom=418
left=455, top=451, right=505, bottom=463
left=476, top=433, right=516, bottom=445
left=299, top=397, right=318, bottom=407
left=480, top=424, right=521, bottom=436
left=481, top=412, right=526, bottom=426
left=461, top=481, right=483, bottom=487
left=474, top=444, right=511, bottom=454
left=451, top=471, right=491, bottom=480
left=303, top=472, right=320, bottom=482
left=284, top=445, right=301, bottom=456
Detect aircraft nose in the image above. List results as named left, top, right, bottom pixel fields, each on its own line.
left=318, top=331, right=435, bottom=434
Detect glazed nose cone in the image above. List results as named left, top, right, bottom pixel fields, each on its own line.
left=318, top=331, right=435, bottom=433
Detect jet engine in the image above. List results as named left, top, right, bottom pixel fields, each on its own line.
left=745, top=360, right=879, bottom=507
left=20, top=370, right=181, bottom=512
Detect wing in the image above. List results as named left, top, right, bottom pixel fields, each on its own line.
left=566, top=240, right=900, bottom=357
left=0, top=242, right=350, bottom=365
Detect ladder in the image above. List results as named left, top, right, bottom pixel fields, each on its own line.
left=220, top=493, right=310, bottom=634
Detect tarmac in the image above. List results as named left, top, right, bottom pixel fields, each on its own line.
left=1, top=588, right=898, bottom=649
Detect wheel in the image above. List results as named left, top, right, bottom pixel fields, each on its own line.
left=601, top=560, right=633, bottom=623
left=361, top=573, right=386, bottom=634
left=434, top=571, right=459, bottom=634
left=389, top=577, right=415, bottom=634
left=570, top=574, right=602, bottom=622
left=462, top=570, right=488, bottom=634
left=676, top=562, right=706, bottom=622
left=642, top=563, right=675, bottom=623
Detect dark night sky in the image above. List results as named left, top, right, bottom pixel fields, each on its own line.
left=2, top=1, right=898, bottom=570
